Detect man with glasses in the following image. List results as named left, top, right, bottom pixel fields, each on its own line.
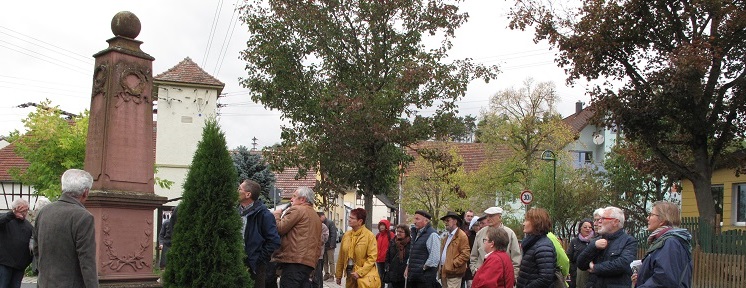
left=577, top=206, right=637, bottom=288
left=238, top=179, right=280, bottom=288
left=470, top=207, right=521, bottom=279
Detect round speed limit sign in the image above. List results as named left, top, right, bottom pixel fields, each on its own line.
left=520, top=190, right=533, bottom=205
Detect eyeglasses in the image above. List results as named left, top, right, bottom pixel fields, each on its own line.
left=648, top=213, right=659, bottom=218
left=599, top=217, right=616, bottom=222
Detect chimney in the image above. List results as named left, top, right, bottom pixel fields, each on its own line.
left=576, top=101, right=584, bottom=114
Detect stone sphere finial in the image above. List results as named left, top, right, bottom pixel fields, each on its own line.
left=111, top=11, right=141, bottom=39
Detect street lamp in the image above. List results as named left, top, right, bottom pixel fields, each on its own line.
left=540, top=150, right=557, bottom=215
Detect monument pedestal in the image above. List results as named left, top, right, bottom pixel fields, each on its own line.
left=86, top=191, right=167, bottom=287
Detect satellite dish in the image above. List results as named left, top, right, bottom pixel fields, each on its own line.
left=593, top=133, right=605, bottom=145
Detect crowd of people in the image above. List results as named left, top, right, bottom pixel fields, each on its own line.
left=0, top=168, right=694, bottom=288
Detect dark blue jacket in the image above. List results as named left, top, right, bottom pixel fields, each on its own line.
left=635, top=228, right=692, bottom=288
left=239, top=199, right=280, bottom=272
left=408, top=224, right=438, bottom=282
left=577, top=229, right=638, bottom=288
left=517, top=233, right=557, bottom=288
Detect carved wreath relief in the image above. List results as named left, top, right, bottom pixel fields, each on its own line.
left=101, top=213, right=152, bottom=272
left=114, top=62, right=151, bottom=108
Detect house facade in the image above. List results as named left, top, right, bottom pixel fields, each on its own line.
left=680, top=152, right=746, bottom=231
left=561, top=101, right=617, bottom=171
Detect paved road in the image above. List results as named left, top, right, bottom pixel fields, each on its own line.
left=21, top=246, right=344, bottom=288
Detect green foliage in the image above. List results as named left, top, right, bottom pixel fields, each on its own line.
left=232, top=145, right=277, bottom=208
left=477, top=78, right=575, bottom=188
left=239, top=0, right=498, bottom=225
left=402, top=144, right=467, bottom=227
left=162, top=119, right=251, bottom=288
left=508, top=0, right=746, bottom=223
left=7, top=100, right=88, bottom=200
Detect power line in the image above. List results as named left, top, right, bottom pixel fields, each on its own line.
left=213, top=0, right=242, bottom=76
left=202, top=0, right=225, bottom=67
left=0, top=74, right=89, bottom=88
left=0, top=42, right=90, bottom=75
left=0, top=26, right=93, bottom=63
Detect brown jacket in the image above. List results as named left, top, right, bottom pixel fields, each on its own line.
left=440, top=228, right=470, bottom=278
left=271, top=203, right=322, bottom=268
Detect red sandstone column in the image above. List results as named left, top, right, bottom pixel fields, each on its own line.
left=83, top=11, right=167, bottom=287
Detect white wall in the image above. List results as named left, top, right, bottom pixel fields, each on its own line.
left=154, top=84, right=219, bottom=204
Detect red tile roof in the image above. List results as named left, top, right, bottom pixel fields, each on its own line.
left=562, top=105, right=595, bottom=134
left=154, top=57, right=225, bottom=88
left=406, top=141, right=512, bottom=173
left=0, top=143, right=28, bottom=181
left=273, top=167, right=318, bottom=198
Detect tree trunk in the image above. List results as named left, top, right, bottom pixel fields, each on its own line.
left=691, top=175, right=716, bottom=231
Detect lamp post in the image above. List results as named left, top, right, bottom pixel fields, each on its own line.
left=540, top=150, right=557, bottom=215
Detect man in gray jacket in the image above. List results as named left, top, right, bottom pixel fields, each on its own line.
left=34, top=169, right=98, bottom=288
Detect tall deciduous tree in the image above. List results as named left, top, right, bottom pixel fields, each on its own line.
left=239, top=0, right=498, bottom=225
left=232, top=145, right=277, bottom=207
left=163, top=119, right=250, bottom=288
left=509, top=0, right=746, bottom=225
left=478, top=78, right=574, bottom=189
left=8, top=100, right=88, bottom=200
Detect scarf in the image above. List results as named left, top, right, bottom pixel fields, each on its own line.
left=346, top=227, right=367, bottom=261
left=395, top=236, right=411, bottom=261
left=578, top=231, right=594, bottom=243
left=647, top=226, right=673, bottom=245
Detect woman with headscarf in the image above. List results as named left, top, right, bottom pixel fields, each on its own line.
left=516, top=208, right=557, bottom=288
left=632, top=201, right=692, bottom=287
left=566, top=218, right=594, bottom=288
left=336, top=208, right=381, bottom=288
left=383, top=224, right=411, bottom=288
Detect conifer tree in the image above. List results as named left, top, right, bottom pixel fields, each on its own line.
left=162, top=118, right=251, bottom=287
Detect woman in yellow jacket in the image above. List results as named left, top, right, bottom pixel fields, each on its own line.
left=336, top=208, right=381, bottom=288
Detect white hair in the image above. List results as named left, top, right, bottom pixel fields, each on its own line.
left=11, top=198, right=29, bottom=209
left=604, top=206, right=625, bottom=228
left=593, top=208, right=605, bottom=217
left=34, top=198, right=51, bottom=211
left=61, top=169, right=93, bottom=198
left=295, top=186, right=315, bottom=206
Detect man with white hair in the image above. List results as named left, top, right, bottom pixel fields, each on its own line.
left=34, top=169, right=98, bottom=288
left=0, top=198, right=33, bottom=287
left=577, top=206, right=637, bottom=288
left=271, top=186, right=322, bottom=287
left=470, top=207, right=521, bottom=278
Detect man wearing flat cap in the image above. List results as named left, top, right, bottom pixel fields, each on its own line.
left=439, top=211, right=471, bottom=288
left=405, top=210, right=441, bottom=288
left=470, top=207, right=521, bottom=279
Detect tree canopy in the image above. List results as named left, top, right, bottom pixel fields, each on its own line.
left=509, top=0, right=746, bottom=223
left=239, top=0, right=498, bottom=224
left=7, top=100, right=88, bottom=200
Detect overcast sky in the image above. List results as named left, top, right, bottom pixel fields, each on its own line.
left=0, top=0, right=590, bottom=149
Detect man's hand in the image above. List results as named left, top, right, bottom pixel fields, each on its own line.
left=12, top=205, right=28, bottom=220
left=159, top=245, right=163, bottom=250
left=595, top=239, right=608, bottom=249
left=404, top=266, right=408, bottom=278
left=589, top=261, right=595, bottom=273
left=631, top=272, right=638, bottom=285
left=272, top=208, right=283, bottom=218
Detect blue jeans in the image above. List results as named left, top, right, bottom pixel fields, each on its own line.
left=0, top=264, right=24, bottom=288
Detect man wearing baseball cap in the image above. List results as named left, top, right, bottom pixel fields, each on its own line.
left=469, top=207, right=521, bottom=279
left=405, top=210, right=441, bottom=288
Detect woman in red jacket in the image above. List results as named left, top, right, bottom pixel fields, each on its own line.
left=472, top=226, right=515, bottom=288
left=376, top=219, right=394, bottom=288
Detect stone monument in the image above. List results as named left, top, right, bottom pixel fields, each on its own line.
left=83, top=11, right=167, bottom=286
